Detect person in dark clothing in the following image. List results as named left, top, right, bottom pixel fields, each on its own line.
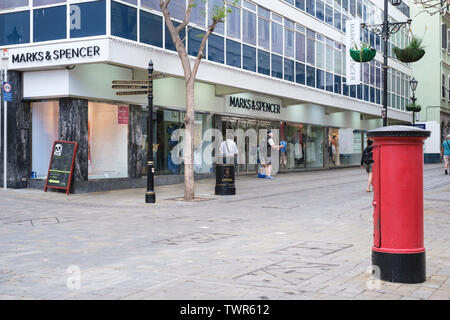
left=361, top=139, right=374, bottom=192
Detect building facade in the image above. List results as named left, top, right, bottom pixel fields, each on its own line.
left=0, top=0, right=412, bottom=192
left=410, top=5, right=450, bottom=163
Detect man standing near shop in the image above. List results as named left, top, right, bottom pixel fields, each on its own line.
left=219, top=131, right=239, bottom=168
left=442, top=134, right=450, bottom=175
left=262, top=130, right=283, bottom=180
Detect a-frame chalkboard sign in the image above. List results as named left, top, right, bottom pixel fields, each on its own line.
left=44, top=141, right=78, bottom=195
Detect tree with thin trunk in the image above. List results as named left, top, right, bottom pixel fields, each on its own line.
left=160, top=0, right=237, bottom=200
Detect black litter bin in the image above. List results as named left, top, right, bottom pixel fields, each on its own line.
left=215, top=157, right=236, bottom=195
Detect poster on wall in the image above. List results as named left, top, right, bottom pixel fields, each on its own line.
left=44, top=141, right=78, bottom=195
left=118, top=106, right=129, bottom=125
left=346, top=19, right=361, bottom=85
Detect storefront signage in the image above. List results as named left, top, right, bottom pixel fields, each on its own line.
left=228, top=96, right=281, bottom=114
left=346, top=19, right=361, bottom=85
left=2, top=82, right=13, bottom=102
left=8, top=39, right=109, bottom=70
left=11, top=46, right=100, bottom=64
left=44, top=141, right=78, bottom=195
left=118, top=106, right=129, bottom=125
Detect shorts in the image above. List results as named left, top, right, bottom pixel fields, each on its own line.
left=444, top=155, right=450, bottom=166
left=364, top=163, right=373, bottom=174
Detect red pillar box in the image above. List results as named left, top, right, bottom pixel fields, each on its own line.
left=367, top=125, right=430, bottom=283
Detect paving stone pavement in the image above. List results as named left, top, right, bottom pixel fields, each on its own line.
left=0, top=164, right=449, bottom=300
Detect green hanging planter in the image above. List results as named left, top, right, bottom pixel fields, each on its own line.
left=350, top=46, right=376, bottom=63
left=406, top=103, right=421, bottom=113
left=393, top=35, right=426, bottom=63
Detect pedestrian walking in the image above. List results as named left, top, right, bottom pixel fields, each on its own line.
left=280, top=139, right=287, bottom=171
left=260, top=130, right=283, bottom=180
left=442, top=134, right=450, bottom=175
left=361, top=138, right=374, bottom=192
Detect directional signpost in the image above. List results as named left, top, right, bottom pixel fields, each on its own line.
left=111, top=64, right=164, bottom=203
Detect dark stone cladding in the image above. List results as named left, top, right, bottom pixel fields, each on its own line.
left=58, top=98, right=89, bottom=193
left=0, top=71, right=31, bottom=188
left=128, top=105, right=143, bottom=179
left=28, top=173, right=214, bottom=194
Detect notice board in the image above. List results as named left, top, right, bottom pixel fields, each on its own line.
left=44, top=141, right=78, bottom=195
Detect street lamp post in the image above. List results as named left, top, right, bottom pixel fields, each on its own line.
left=1, top=49, right=9, bottom=190
left=361, top=0, right=412, bottom=127
left=409, top=77, right=418, bottom=126
left=146, top=60, right=156, bottom=204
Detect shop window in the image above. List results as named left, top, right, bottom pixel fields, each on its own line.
left=34, top=6, right=66, bottom=42
left=0, top=10, right=30, bottom=46
left=70, top=0, right=106, bottom=39
left=111, top=1, right=137, bottom=41
left=193, top=113, right=213, bottom=174
left=258, top=49, right=270, bottom=76
left=242, top=9, right=256, bottom=45
left=306, top=65, right=315, bottom=87
left=272, top=54, right=283, bottom=79
left=1, top=0, right=28, bottom=10
left=165, top=20, right=185, bottom=51
left=226, top=39, right=241, bottom=68
left=285, top=124, right=305, bottom=169
left=305, top=126, right=323, bottom=168
left=188, top=27, right=203, bottom=57
left=332, top=129, right=363, bottom=166
left=31, top=101, right=59, bottom=179
left=33, top=0, right=65, bottom=6
left=243, top=45, right=256, bottom=72
left=88, top=102, right=128, bottom=179
left=295, top=0, right=305, bottom=11
left=140, top=10, right=163, bottom=47
left=284, top=58, right=294, bottom=82
left=296, top=62, right=305, bottom=84
left=208, top=34, right=224, bottom=64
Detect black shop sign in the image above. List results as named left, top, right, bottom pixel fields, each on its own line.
left=45, top=141, right=78, bottom=195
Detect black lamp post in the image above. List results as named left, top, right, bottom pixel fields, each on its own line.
left=409, top=77, right=418, bottom=126
left=361, top=0, right=412, bottom=127
left=146, top=60, right=156, bottom=203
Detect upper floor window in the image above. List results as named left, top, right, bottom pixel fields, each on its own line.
left=0, top=0, right=29, bottom=10
left=0, top=10, right=30, bottom=46
left=443, top=74, right=446, bottom=99
left=70, top=0, right=106, bottom=39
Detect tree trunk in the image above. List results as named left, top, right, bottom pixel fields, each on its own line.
left=184, top=79, right=195, bottom=200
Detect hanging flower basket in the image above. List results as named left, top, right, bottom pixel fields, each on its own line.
left=406, top=103, right=421, bottom=113
left=350, top=45, right=376, bottom=63
left=393, top=35, right=426, bottom=63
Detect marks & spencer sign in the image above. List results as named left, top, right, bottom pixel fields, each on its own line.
left=8, top=39, right=108, bottom=69
left=228, top=95, right=281, bottom=114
